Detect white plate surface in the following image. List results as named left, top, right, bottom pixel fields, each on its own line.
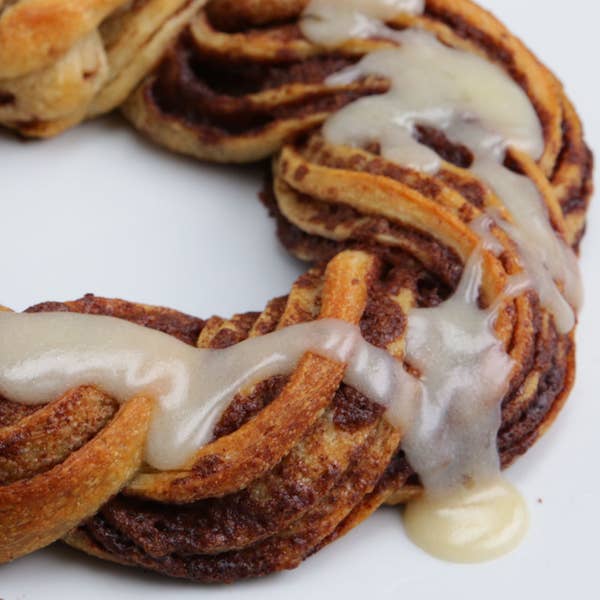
left=1, top=1, right=599, bottom=598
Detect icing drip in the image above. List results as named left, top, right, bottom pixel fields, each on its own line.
left=449, top=120, right=582, bottom=331
left=403, top=252, right=514, bottom=493
left=0, top=312, right=420, bottom=471
left=400, top=254, right=527, bottom=563
left=309, top=26, right=580, bottom=333
left=301, top=0, right=425, bottom=46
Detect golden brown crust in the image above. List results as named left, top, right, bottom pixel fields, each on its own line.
left=0, top=29, right=109, bottom=137
left=0, top=0, right=127, bottom=78
left=0, top=0, right=204, bottom=136
left=0, top=394, right=153, bottom=563
left=0, top=386, right=118, bottom=485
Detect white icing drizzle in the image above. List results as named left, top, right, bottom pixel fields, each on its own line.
left=0, top=254, right=510, bottom=494
left=469, top=214, right=505, bottom=256
left=403, top=251, right=514, bottom=493
left=462, top=129, right=582, bottom=333
left=0, top=311, right=420, bottom=471
left=306, top=23, right=580, bottom=333
left=301, top=0, right=425, bottom=47
left=470, top=211, right=581, bottom=327
left=298, top=0, right=561, bottom=562
left=400, top=252, right=528, bottom=564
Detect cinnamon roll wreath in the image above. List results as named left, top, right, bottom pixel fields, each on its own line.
left=0, top=0, right=593, bottom=583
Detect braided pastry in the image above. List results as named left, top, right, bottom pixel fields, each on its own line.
left=0, top=0, right=204, bottom=136
left=0, top=0, right=593, bottom=584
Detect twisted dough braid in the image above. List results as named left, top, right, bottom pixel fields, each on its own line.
left=0, top=0, right=204, bottom=136
left=0, top=0, right=593, bottom=584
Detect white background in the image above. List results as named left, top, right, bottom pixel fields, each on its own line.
left=1, top=1, right=598, bottom=598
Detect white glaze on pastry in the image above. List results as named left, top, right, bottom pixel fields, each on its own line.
left=299, top=0, right=576, bottom=562
left=0, top=312, right=420, bottom=471
left=402, top=252, right=513, bottom=493
left=301, top=0, right=424, bottom=46
left=306, top=23, right=580, bottom=333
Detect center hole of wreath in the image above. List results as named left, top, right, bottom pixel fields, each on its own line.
left=0, top=116, right=304, bottom=316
